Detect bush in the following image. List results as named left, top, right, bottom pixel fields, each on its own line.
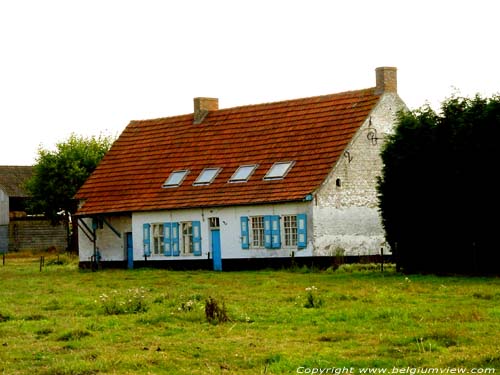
left=378, top=94, right=500, bottom=274
left=204, top=297, right=230, bottom=324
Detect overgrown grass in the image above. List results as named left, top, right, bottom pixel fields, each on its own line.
left=0, top=254, right=499, bottom=374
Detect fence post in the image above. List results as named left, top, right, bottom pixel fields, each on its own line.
left=380, top=247, right=384, bottom=273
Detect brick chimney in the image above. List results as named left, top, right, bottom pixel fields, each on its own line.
left=375, top=67, right=397, bottom=95
left=193, top=97, right=218, bottom=124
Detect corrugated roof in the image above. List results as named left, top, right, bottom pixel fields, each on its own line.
left=75, top=88, right=381, bottom=215
left=0, top=166, right=33, bottom=197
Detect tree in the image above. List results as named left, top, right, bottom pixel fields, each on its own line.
left=378, top=94, right=500, bottom=274
left=26, top=134, right=114, bottom=252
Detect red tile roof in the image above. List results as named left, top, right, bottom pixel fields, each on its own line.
left=75, top=88, right=381, bottom=215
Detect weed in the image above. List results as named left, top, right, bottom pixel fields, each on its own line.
left=44, top=299, right=62, bottom=311
left=98, top=287, right=148, bottom=315
left=0, top=312, right=11, bottom=322
left=304, top=286, right=323, bottom=308
left=205, top=296, right=230, bottom=324
left=57, top=329, right=92, bottom=341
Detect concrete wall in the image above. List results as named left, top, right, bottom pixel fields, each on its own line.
left=8, top=218, right=67, bottom=252
left=0, top=188, right=8, bottom=225
left=312, top=93, right=406, bottom=256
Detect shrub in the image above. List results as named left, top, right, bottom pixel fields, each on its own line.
left=304, top=286, right=323, bottom=308
left=205, top=297, right=230, bottom=324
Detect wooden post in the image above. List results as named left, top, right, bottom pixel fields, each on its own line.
left=2, top=253, right=5, bottom=266
left=40, top=256, right=44, bottom=272
left=380, top=247, right=384, bottom=273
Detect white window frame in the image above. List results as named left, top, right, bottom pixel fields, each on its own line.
left=282, top=215, right=298, bottom=247
left=263, top=161, right=295, bottom=180
left=162, top=170, right=189, bottom=188
left=180, top=221, right=194, bottom=255
left=250, top=216, right=265, bottom=248
left=151, top=223, right=164, bottom=255
left=193, top=167, right=222, bottom=186
left=229, top=164, right=258, bottom=183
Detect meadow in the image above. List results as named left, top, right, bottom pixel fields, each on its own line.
left=0, top=254, right=499, bottom=374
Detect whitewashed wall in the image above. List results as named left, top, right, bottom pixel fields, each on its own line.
left=132, top=202, right=313, bottom=261
left=78, top=216, right=132, bottom=262
left=312, top=93, right=406, bottom=256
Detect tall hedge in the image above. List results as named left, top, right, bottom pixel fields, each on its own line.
left=378, top=95, right=500, bottom=274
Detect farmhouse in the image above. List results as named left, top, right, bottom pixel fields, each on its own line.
left=0, top=166, right=67, bottom=253
left=75, top=67, right=406, bottom=270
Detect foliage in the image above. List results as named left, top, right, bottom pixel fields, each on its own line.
left=378, top=94, right=500, bottom=274
left=25, top=133, right=113, bottom=225
left=303, top=286, right=323, bottom=308
left=98, top=288, right=148, bottom=315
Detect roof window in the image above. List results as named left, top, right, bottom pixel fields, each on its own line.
left=193, top=167, right=221, bottom=186
left=264, top=161, right=295, bottom=180
left=162, top=170, right=189, bottom=188
left=229, top=164, right=258, bottom=183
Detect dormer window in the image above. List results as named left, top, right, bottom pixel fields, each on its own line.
left=193, top=168, right=221, bottom=186
left=264, top=161, right=295, bottom=180
left=229, top=164, right=258, bottom=183
left=162, top=170, right=189, bottom=188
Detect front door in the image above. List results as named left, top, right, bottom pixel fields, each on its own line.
left=211, top=229, right=222, bottom=271
left=126, top=232, right=134, bottom=269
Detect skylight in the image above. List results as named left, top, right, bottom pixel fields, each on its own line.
left=229, top=165, right=258, bottom=183
left=162, top=170, right=189, bottom=188
left=263, top=161, right=295, bottom=180
left=193, top=168, right=221, bottom=186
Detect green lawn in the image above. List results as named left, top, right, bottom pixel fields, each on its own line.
left=0, top=254, right=499, bottom=374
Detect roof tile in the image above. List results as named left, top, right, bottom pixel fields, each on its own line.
left=76, top=88, right=381, bottom=215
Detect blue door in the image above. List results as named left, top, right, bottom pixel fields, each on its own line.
left=126, top=232, right=134, bottom=269
left=211, top=229, right=222, bottom=271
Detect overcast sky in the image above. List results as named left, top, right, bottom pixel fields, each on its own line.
left=1, top=0, right=499, bottom=165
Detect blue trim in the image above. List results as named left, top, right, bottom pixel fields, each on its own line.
left=240, top=216, right=249, bottom=249
left=271, top=215, right=281, bottom=249
left=297, top=214, right=307, bottom=249
left=172, top=222, right=180, bottom=256
left=163, top=222, right=172, bottom=256
left=143, top=223, right=151, bottom=257
left=264, top=215, right=272, bottom=249
left=192, top=221, right=202, bottom=256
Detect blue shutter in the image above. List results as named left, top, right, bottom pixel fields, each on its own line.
left=143, top=223, right=151, bottom=257
left=297, top=214, right=307, bottom=249
left=264, top=215, right=272, bottom=249
left=240, top=216, right=249, bottom=249
left=163, top=222, right=172, bottom=256
left=171, top=222, right=180, bottom=256
left=192, top=221, right=202, bottom=256
left=271, top=215, right=281, bottom=249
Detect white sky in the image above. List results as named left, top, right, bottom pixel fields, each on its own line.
left=1, top=0, right=499, bottom=165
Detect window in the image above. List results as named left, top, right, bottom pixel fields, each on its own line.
left=240, top=214, right=307, bottom=250
left=162, top=170, right=189, bottom=188
left=250, top=216, right=265, bottom=248
left=263, top=161, right=295, bottom=180
left=151, top=223, right=164, bottom=255
left=181, top=222, right=193, bottom=255
left=283, top=215, right=298, bottom=247
left=193, top=167, right=221, bottom=186
left=229, top=164, right=258, bottom=182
